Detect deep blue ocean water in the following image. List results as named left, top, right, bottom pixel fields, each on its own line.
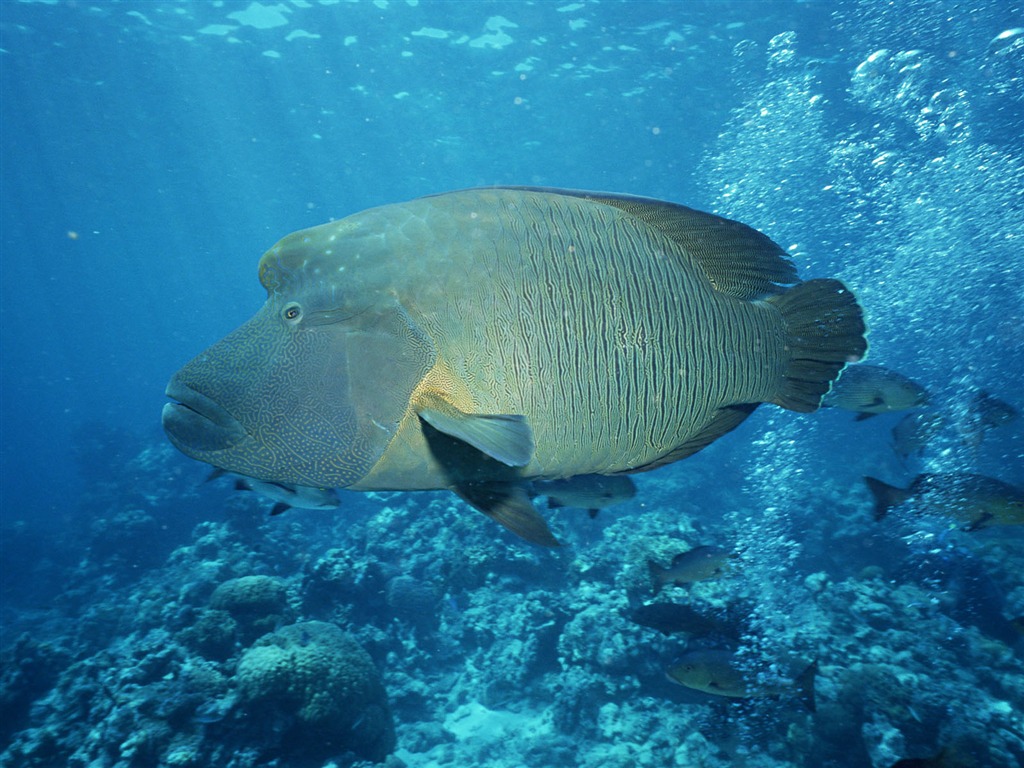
left=2, top=2, right=1024, bottom=767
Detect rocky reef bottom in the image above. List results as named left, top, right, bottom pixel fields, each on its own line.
left=2, top=436, right=1023, bottom=768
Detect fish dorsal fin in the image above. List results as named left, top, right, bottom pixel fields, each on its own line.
left=415, top=391, right=534, bottom=467
left=494, top=186, right=799, bottom=300
left=455, top=482, right=560, bottom=547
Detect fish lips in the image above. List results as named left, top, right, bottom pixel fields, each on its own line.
left=162, top=378, right=247, bottom=453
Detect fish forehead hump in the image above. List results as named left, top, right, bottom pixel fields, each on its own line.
left=341, top=187, right=790, bottom=485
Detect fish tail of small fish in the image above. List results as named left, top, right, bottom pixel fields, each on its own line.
left=767, top=278, right=868, bottom=413
left=863, top=476, right=911, bottom=521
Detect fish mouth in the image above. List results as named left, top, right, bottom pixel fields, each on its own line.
left=162, top=378, right=247, bottom=453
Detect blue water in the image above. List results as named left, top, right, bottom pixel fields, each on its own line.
left=2, top=2, right=1023, bottom=767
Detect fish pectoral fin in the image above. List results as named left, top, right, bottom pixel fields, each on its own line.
left=454, top=482, right=560, bottom=547
left=416, top=392, right=534, bottom=467
left=854, top=411, right=879, bottom=421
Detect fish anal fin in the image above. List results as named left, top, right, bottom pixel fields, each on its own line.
left=415, top=391, right=534, bottom=467
left=767, top=278, right=869, bottom=413
left=269, top=502, right=290, bottom=516
left=623, top=405, right=757, bottom=474
left=455, top=482, right=560, bottom=547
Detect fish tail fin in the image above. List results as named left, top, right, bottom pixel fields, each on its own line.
left=647, top=560, right=665, bottom=594
left=863, top=476, right=911, bottom=521
left=768, top=279, right=868, bottom=412
left=795, top=659, right=818, bottom=713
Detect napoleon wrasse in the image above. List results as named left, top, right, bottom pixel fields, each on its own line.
left=163, top=187, right=867, bottom=545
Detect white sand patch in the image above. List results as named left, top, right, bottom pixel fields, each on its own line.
left=444, top=701, right=552, bottom=744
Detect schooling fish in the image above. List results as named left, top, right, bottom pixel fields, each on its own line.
left=207, top=468, right=340, bottom=516
left=649, top=545, right=734, bottom=593
left=533, top=474, right=637, bottom=518
left=823, top=363, right=928, bottom=420
left=864, top=473, right=1024, bottom=530
left=163, top=187, right=866, bottom=545
left=666, top=649, right=817, bottom=711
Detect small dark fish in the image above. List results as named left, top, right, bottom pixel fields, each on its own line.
left=864, top=473, right=1024, bottom=529
left=889, top=746, right=970, bottom=768
left=666, top=649, right=817, bottom=712
left=628, top=602, right=739, bottom=638
left=534, top=474, right=637, bottom=518
left=192, top=700, right=226, bottom=724
left=823, top=364, right=928, bottom=420
left=648, top=545, right=734, bottom=593
left=207, top=468, right=340, bottom=515
left=891, top=410, right=947, bottom=459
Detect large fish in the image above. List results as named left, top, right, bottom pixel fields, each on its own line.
left=163, top=187, right=867, bottom=545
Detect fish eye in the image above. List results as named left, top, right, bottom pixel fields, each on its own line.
left=283, top=303, right=302, bottom=322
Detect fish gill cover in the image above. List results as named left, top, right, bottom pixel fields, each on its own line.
left=1, top=2, right=1023, bottom=768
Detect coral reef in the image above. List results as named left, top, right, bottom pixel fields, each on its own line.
left=237, top=621, right=396, bottom=762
